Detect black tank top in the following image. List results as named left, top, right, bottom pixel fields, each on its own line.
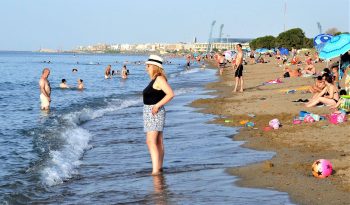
left=143, top=77, right=166, bottom=105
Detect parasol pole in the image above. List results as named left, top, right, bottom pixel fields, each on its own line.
left=339, top=54, right=342, bottom=81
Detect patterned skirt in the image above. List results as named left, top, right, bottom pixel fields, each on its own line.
left=143, top=105, right=165, bottom=132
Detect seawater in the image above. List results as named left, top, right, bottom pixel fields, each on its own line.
left=0, top=52, right=293, bottom=204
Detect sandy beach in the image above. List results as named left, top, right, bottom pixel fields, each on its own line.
left=192, top=58, right=350, bottom=205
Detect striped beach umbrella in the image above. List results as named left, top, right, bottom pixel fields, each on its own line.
left=319, top=34, right=350, bottom=60
left=314, top=34, right=333, bottom=52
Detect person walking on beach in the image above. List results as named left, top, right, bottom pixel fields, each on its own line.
left=105, top=65, right=111, bottom=79
left=218, top=53, right=225, bottom=75
left=143, top=55, right=174, bottom=175
left=39, top=68, right=51, bottom=110
left=233, top=44, right=244, bottom=92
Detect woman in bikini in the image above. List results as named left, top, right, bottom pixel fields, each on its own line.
left=305, top=75, right=339, bottom=107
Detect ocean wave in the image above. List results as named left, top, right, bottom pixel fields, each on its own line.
left=63, top=98, right=141, bottom=125
left=169, top=68, right=201, bottom=78
left=40, top=98, right=141, bottom=186
left=174, top=87, right=195, bottom=96
left=40, top=126, right=91, bottom=186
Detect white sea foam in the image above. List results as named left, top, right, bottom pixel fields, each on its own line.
left=169, top=68, right=201, bottom=78
left=174, top=87, right=195, bottom=96
left=179, top=68, right=200, bottom=75
left=40, top=98, right=141, bottom=186
left=41, top=126, right=91, bottom=186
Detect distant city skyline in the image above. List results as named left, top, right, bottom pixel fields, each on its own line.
left=0, top=0, right=349, bottom=51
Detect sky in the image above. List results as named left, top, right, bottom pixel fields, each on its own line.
left=0, top=0, right=349, bottom=51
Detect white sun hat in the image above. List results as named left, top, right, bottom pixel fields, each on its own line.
left=146, top=55, right=163, bottom=69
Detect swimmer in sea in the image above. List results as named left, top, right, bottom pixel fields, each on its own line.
left=77, top=79, right=84, bottom=90
left=105, top=65, right=111, bottom=79
left=121, top=65, right=128, bottom=79
left=59, top=79, right=69, bottom=89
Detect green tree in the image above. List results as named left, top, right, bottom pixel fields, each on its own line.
left=275, top=28, right=307, bottom=49
left=249, top=35, right=275, bottom=50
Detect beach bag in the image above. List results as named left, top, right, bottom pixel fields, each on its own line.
left=329, top=113, right=347, bottom=124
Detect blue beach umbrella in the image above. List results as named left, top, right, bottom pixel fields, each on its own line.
left=314, top=33, right=333, bottom=52
left=255, top=48, right=268, bottom=53
left=319, top=34, right=350, bottom=60
left=279, top=47, right=289, bottom=55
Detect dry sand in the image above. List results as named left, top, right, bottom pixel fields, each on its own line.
left=191, top=58, right=350, bottom=205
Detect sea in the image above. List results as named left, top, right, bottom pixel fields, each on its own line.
left=0, top=51, right=293, bottom=204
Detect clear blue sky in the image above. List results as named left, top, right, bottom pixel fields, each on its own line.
left=0, top=0, right=349, bottom=51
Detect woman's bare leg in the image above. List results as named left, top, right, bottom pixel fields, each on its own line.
left=146, top=131, right=161, bottom=175
left=157, top=132, right=164, bottom=172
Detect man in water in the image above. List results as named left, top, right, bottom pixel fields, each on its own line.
left=77, top=79, right=84, bottom=90
left=39, top=68, right=51, bottom=110
left=60, top=79, right=69, bottom=89
left=233, top=44, right=244, bottom=92
left=105, top=65, right=111, bottom=79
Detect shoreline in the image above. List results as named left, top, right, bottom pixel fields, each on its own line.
left=191, top=59, right=350, bottom=205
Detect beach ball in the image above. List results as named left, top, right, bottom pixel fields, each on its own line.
left=312, top=159, right=333, bottom=178
left=304, top=115, right=315, bottom=123
left=269, top=119, right=280, bottom=129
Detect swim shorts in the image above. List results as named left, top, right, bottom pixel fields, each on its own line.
left=235, top=64, right=244, bottom=77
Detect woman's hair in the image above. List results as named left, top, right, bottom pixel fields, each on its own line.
left=323, top=68, right=331, bottom=74
left=339, top=89, right=347, bottom=95
left=151, top=64, right=167, bottom=81
left=61, top=79, right=66, bottom=83
left=325, top=75, right=333, bottom=83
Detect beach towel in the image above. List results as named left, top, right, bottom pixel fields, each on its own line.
left=264, top=78, right=283, bottom=85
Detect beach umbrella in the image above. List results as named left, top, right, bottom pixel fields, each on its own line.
left=319, top=34, right=350, bottom=60
left=320, top=34, right=350, bottom=80
left=255, top=48, right=268, bottom=53
left=224, top=50, right=235, bottom=60
left=279, top=47, right=289, bottom=55
left=314, top=33, right=333, bottom=52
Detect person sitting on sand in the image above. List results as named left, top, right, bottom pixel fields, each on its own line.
left=283, top=67, right=301, bottom=78
left=302, top=61, right=316, bottom=75
left=77, top=79, right=84, bottom=90
left=305, top=75, right=339, bottom=107
left=59, top=79, right=69, bottom=89
left=314, top=52, right=320, bottom=63
left=343, top=65, right=350, bottom=94
left=329, top=90, right=349, bottom=112
left=331, top=64, right=339, bottom=88
left=309, top=75, right=326, bottom=99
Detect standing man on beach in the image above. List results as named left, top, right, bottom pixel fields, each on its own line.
left=39, top=68, right=51, bottom=110
left=233, top=44, right=244, bottom=92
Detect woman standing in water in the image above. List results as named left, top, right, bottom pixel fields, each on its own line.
left=143, top=55, right=174, bottom=175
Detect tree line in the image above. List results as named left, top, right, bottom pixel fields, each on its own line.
left=249, top=28, right=313, bottom=50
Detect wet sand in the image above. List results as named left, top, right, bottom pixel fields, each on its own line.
left=191, top=58, right=350, bottom=205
